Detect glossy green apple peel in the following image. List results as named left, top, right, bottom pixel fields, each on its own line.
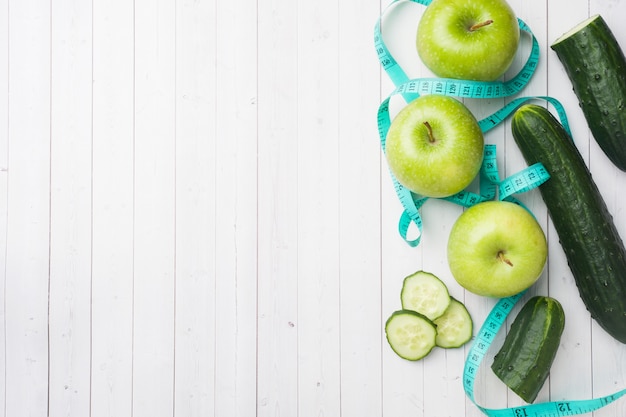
left=376, top=1, right=540, bottom=99
left=385, top=94, right=484, bottom=198
left=376, top=1, right=626, bottom=415
left=447, top=201, right=547, bottom=298
left=375, top=0, right=550, bottom=247
left=416, top=0, right=521, bottom=81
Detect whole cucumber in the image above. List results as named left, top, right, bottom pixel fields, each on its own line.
left=512, top=104, right=626, bottom=344
left=551, top=15, right=626, bottom=171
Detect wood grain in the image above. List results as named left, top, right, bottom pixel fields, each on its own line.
left=1, top=0, right=626, bottom=416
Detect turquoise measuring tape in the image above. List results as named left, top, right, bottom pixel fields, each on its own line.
left=376, top=1, right=626, bottom=415
left=375, top=0, right=539, bottom=101
left=465, top=293, right=626, bottom=417
left=375, top=0, right=555, bottom=247
left=378, top=93, right=558, bottom=247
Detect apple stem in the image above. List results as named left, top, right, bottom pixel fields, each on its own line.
left=423, top=121, right=436, bottom=143
left=469, top=19, right=494, bottom=31
left=498, top=251, right=514, bottom=267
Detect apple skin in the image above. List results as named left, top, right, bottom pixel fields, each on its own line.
left=416, top=0, right=520, bottom=81
left=385, top=94, right=484, bottom=198
left=447, top=201, right=547, bottom=298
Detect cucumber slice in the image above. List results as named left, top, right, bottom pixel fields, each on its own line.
left=385, top=310, right=437, bottom=361
left=401, top=271, right=451, bottom=320
left=434, top=298, right=473, bottom=348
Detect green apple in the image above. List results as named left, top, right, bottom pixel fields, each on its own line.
left=385, top=94, right=484, bottom=198
left=416, top=0, right=520, bottom=81
left=447, top=201, right=547, bottom=298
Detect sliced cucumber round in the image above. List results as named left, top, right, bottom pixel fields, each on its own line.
left=400, top=271, right=450, bottom=320
left=385, top=310, right=437, bottom=361
left=434, top=297, right=473, bottom=348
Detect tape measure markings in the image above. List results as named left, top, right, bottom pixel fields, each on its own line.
left=375, top=0, right=562, bottom=247
left=464, top=293, right=626, bottom=417
left=375, top=1, right=626, bottom=415
left=375, top=0, right=540, bottom=100
left=478, top=96, right=572, bottom=136
left=377, top=89, right=555, bottom=246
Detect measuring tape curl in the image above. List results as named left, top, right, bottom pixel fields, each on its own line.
left=374, top=0, right=540, bottom=101
left=464, top=293, right=626, bottom=417
left=377, top=87, right=566, bottom=246
left=375, top=0, right=548, bottom=246
left=376, top=2, right=626, bottom=415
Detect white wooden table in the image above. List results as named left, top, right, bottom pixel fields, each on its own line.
left=2, top=0, right=626, bottom=416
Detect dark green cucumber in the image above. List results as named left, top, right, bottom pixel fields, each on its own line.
left=551, top=15, right=626, bottom=171
left=492, top=296, right=565, bottom=404
left=511, top=104, right=626, bottom=343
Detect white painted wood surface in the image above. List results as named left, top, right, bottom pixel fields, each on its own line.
left=2, top=0, right=626, bottom=416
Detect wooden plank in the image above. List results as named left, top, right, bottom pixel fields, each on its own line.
left=378, top=3, right=426, bottom=416
left=0, top=0, right=5, bottom=169
left=213, top=0, right=258, bottom=415
left=295, top=0, right=341, bottom=416
left=5, top=1, right=626, bottom=416
left=48, top=0, right=93, bottom=415
left=337, top=0, right=384, bottom=414
left=0, top=0, right=8, bottom=411
left=173, top=0, right=217, bottom=415
left=91, top=0, right=134, bottom=415
left=256, top=0, right=299, bottom=415
left=5, top=1, right=51, bottom=415
left=132, top=0, right=177, bottom=415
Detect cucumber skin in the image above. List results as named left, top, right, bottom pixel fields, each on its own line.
left=491, top=296, right=565, bottom=404
left=511, top=104, right=626, bottom=344
left=551, top=15, right=626, bottom=171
